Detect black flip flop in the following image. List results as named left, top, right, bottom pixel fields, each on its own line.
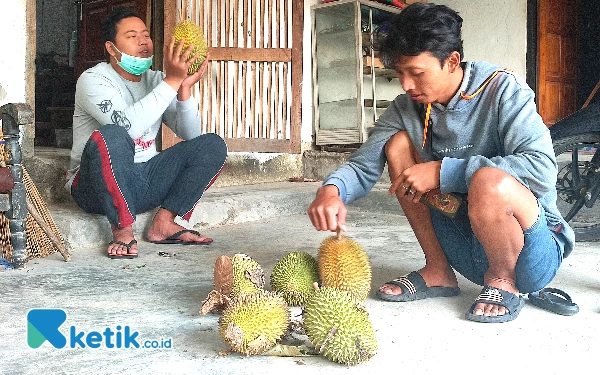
left=527, top=287, right=579, bottom=316
left=149, top=229, right=213, bottom=245
left=107, top=240, right=138, bottom=259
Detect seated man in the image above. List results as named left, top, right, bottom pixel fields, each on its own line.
left=308, top=2, right=574, bottom=323
left=65, top=7, right=227, bottom=258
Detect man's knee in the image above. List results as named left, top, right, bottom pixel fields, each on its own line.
left=468, top=167, right=515, bottom=199
left=384, top=131, right=419, bottom=170
left=91, top=124, right=134, bottom=150
left=97, top=124, right=129, bottom=138
left=202, top=133, right=228, bottom=163
left=384, top=131, right=412, bottom=157
left=84, top=125, right=134, bottom=159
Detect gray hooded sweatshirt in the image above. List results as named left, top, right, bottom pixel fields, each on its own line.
left=323, top=61, right=574, bottom=258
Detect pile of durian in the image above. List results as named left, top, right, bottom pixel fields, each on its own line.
left=200, top=232, right=377, bottom=366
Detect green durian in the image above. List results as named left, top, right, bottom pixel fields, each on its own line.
left=231, top=253, right=265, bottom=298
left=318, top=234, right=372, bottom=302
left=219, top=291, right=290, bottom=355
left=172, top=19, right=208, bottom=74
left=270, top=251, right=320, bottom=306
left=303, top=286, right=377, bottom=366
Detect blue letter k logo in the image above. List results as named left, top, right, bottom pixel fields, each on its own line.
left=27, top=309, right=67, bottom=349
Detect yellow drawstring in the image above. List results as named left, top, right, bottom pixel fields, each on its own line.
left=422, top=103, right=432, bottom=149
left=460, top=69, right=512, bottom=100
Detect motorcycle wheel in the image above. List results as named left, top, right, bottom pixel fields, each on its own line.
left=553, top=132, right=600, bottom=242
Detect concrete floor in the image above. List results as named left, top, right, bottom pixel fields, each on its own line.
left=1, top=182, right=599, bottom=375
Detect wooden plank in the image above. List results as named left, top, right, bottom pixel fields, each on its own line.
left=208, top=47, right=292, bottom=62
left=243, top=0, right=249, bottom=47
left=207, top=0, right=213, bottom=133
left=289, top=0, right=303, bottom=153
left=233, top=0, right=239, bottom=137
left=224, top=138, right=292, bottom=153
left=266, top=62, right=272, bottom=138
left=156, top=134, right=291, bottom=153
left=250, top=0, right=257, bottom=138
left=282, top=0, right=289, bottom=139
left=242, top=61, right=248, bottom=137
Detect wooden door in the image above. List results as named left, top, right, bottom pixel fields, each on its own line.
left=161, top=0, right=303, bottom=153
left=537, top=0, right=579, bottom=126
left=75, top=0, right=148, bottom=77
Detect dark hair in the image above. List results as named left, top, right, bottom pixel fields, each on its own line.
left=378, top=3, right=464, bottom=68
left=101, top=7, right=140, bottom=43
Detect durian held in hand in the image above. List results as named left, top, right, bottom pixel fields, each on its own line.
left=270, top=251, right=320, bottom=306
left=172, top=19, right=208, bottom=74
left=318, top=229, right=372, bottom=302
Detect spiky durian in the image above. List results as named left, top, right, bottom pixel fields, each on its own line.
left=219, top=291, right=290, bottom=355
left=172, top=19, right=208, bottom=74
left=231, top=253, right=265, bottom=298
left=303, top=286, right=377, bottom=365
left=318, top=234, right=371, bottom=302
left=270, top=251, right=320, bottom=306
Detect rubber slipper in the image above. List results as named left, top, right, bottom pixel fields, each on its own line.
left=527, top=287, right=579, bottom=316
left=149, top=229, right=213, bottom=245
left=465, top=285, right=524, bottom=323
left=107, top=240, right=138, bottom=259
left=376, top=271, right=461, bottom=302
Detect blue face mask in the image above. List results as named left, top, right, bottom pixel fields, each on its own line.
left=111, top=43, right=153, bottom=75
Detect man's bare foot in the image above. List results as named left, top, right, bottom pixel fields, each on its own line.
left=378, top=266, right=458, bottom=296
left=470, top=276, right=519, bottom=317
left=146, top=208, right=212, bottom=244
left=109, top=225, right=139, bottom=257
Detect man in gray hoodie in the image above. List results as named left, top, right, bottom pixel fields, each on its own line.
left=308, top=2, right=574, bottom=323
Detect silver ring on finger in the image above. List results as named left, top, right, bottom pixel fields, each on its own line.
left=408, top=189, right=415, bottom=195
left=402, top=185, right=408, bottom=190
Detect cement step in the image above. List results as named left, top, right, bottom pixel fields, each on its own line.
left=47, top=182, right=398, bottom=251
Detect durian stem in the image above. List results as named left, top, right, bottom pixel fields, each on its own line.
left=312, top=282, right=320, bottom=291
left=336, top=228, right=342, bottom=240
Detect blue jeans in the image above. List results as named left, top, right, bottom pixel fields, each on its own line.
left=71, top=125, right=227, bottom=228
left=430, top=201, right=563, bottom=293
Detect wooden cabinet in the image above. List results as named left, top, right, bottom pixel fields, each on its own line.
left=312, top=0, right=401, bottom=146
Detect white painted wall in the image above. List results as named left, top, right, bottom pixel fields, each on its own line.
left=434, top=0, right=527, bottom=77
left=301, top=0, right=528, bottom=143
left=0, top=0, right=28, bottom=106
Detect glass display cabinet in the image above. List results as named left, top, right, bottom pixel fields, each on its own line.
left=312, top=0, right=402, bottom=146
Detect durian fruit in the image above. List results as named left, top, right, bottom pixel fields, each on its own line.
left=231, top=253, right=265, bottom=298
left=219, top=291, right=290, bottom=355
left=303, top=286, right=377, bottom=366
left=318, top=233, right=371, bottom=302
left=172, top=19, right=208, bottom=74
left=270, top=251, right=320, bottom=306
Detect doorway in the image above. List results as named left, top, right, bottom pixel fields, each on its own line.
left=34, top=0, right=79, bottom=148
left=34, top=0, right=148, bottom=149
left=529, top=0, right=600, bottom=126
